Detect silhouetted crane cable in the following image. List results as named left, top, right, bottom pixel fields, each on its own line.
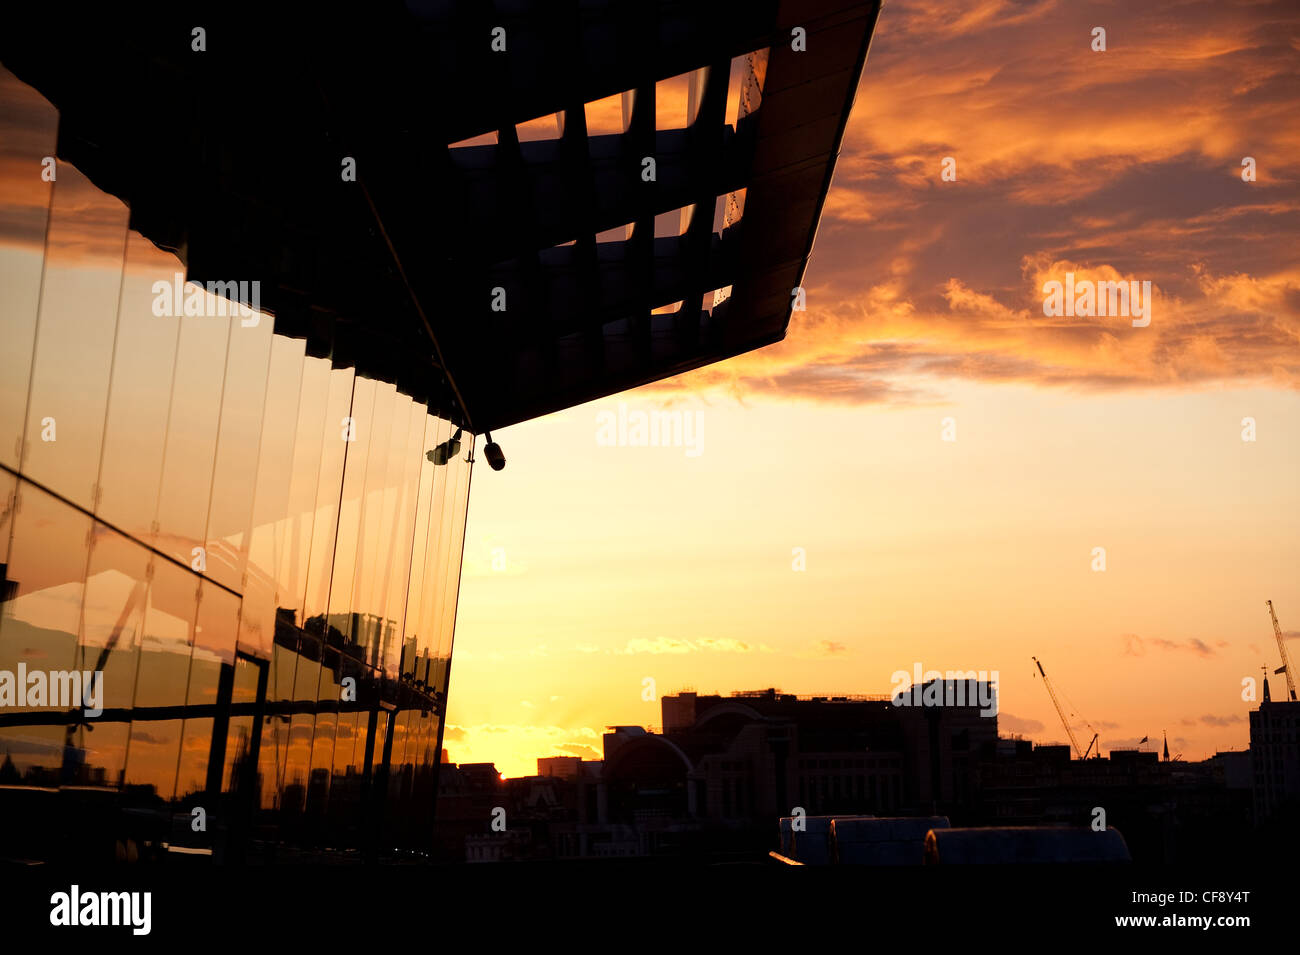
left=1032, top=657, right=1100, bottom=759
left=1054, top=681, right=1101, bottom=756
left=1267, top=600, right=1297, bottom=701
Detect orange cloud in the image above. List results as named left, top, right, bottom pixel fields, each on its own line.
left=647, top=0, right=1300, bottom=405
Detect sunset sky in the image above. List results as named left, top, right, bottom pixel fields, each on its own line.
left=446, top=0, right=1300, bottom=777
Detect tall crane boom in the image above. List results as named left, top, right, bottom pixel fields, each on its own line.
left=1033, top=657, right=1084, bottom=758
left=1267, top=600, right=1298, bottom=701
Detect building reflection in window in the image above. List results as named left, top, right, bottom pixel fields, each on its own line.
left=0, top=66, right=474, bottom=862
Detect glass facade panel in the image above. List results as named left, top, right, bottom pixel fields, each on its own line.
left=239, top=335, right=306, bottom=659
left=402, top=415, right=443, bottom=677
left=386, top=708, right=414, bottom=832
left=366, top=395, right=421, bottom=679
left=175, top=581, right=238, bottom=803
left=204, top=310, right=274, bottom=592
left=333, top=708, right=360, bottom=783
left=280, top=356, right=331, bottom=625
left=221, top=656, right=261, bottom=797
left=301, top=366, right=355, bottom=626
left=413, top=419, right=453, bottom=686
left=326, top=376, right=376, bottom=652
left=77, top=521, right=151, bottom=786
left=0, top=480, right=89, bottom=781
left=174, top=717, right=214, bottom=805
left=0, top=67, right=57, bottom=471
left=97, top=233, right=183, bottom=545
left=0, top=482, right=89, bottom=699
left=22, top=163, right=128, bottom=509
left=384, top=401, right=428, bottom=681
left=0, top=69, right=475, bottom=861
left=305, top=642, right=341, bottom=825
left=154, top=296, right=231, bottom=569
left=258, top=636, right=297, bottom=810
left=433, top=437, right=474, bottom=695
left=282, top=645, right=320, bottom=813
left=115, top=560, right=191, bottom=813
left=351, top=382, right=396, bottom=670
left=122, top=717, right=182, bottom=803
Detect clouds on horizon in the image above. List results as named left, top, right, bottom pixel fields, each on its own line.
left=1123, top=633, right=1218, bottom=657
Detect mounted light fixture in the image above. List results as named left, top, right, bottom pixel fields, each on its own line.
left=483, top=431, right=506, bottom=471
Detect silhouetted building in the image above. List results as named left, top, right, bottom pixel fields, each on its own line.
left=439, top=682, right=998, bottom=861
left=660, top=685, right=997, bottom=831
left=448, top=686, right=1266, bottom=864
left=1250, top=684, right=1300, bottom=823
left=0, top=0, right=881, bottom=863
left=977, top=742, right=1253, bottom=864
left=432, top=762, right=506, bottom=862
left=1209, top=750, right=1252, bottom=791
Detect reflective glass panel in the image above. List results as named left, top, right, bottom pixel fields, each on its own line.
left=133, top=558, right=197, bottom=710
left=0, top=67, right=57, bottom=471
left=154, top=293, right=231, bottom=568
left=203, top=308, right=274, bottom=591
left=326, top=377, right=376, bottom=653
left=239, top=335, right=305, bottom=659
left=76, top=521, right=151, bottom=788
left=302, top=367, right=356, bottom=627
left=96, top=233, right=183, bottom=544
left=22, top=163, right=128, bottom=508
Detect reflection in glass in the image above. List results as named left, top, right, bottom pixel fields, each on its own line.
left=382, top=401, right=428, bottom=680
left=22, top=163, right=128, bottom=508
left=122, top=718, right=182, bottom=803
left=360, top=394, right=420, bottom=677
left=222, top=656, right=261, bottom=797
left=97, top=233, right=184, bottom=545
left=0, top=66, right=57, bottom=471
left=0, top=482, right=89, bottom=703
left=327, top=709, right=361, bottom=835
left=174, top=717, right=214, bottom=804
left=0, top=63, right=483, bottom=860
left=133, top=559, right=196, bottom=710
left=301, top=367, right=355, bottom=625
left=412, top=418, right=451, bottom=679
left=175, top=582, right=238, bottom=803
left=278, top=356, right=331, bottom=624
left=239, top=335, right=305, bottom=659
left=0, top=477, right=91, bottom=782
left=258, top=636, right=298, bottom=809
left=75, top=521, right=151, bottom=786
left=350, top=383, right=396, bottom=670
left=305, top=642, right=341, bottom=824
left=281, top=640, right=320, bottom=814
left=154, top=296, right=231, bottom=569
left=204, top=308, right=274, bottom=592
left=326, top=377, right=376, bottom=652
left=432, top=436, right=473, bottom=694
left=401, top=415, right=442, bottom=672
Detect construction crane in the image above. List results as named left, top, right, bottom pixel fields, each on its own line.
left=1267, top=600, right=1297, bottom=701
left=1033, top=656, right=1097, bottom=759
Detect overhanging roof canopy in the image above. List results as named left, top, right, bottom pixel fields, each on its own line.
left=2, top=0, right=881, bottom=432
